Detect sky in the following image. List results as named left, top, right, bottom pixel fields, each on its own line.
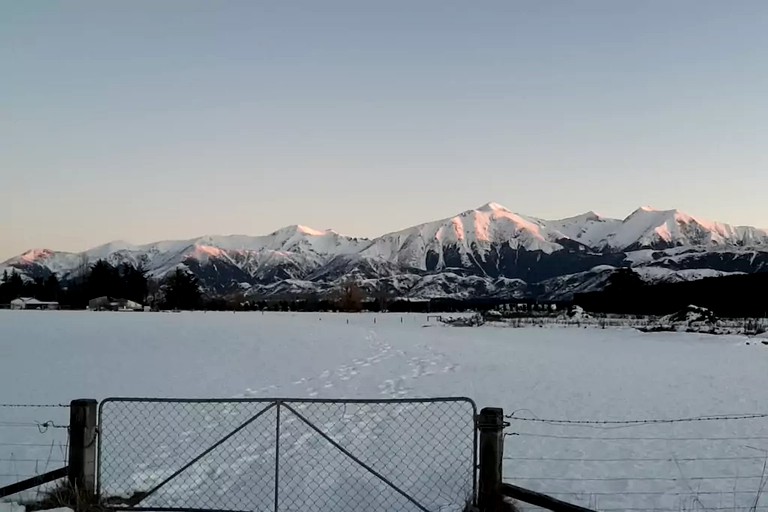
left=2, top=1, right=768, bottom=259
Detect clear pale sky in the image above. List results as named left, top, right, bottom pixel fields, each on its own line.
left=2, top=1, right=768, bottom=260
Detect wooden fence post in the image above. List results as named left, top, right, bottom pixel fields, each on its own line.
left=69, top=399, right=98, bottom=496
left=477, top=407, right=505, bottom=512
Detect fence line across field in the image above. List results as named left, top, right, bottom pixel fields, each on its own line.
left=5, top=398, right=768, bottom=512
left=503, top=408, right=768, bottom=512
left=0, top=402, right=73, bottom=502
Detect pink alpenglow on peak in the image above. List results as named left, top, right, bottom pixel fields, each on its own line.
left=18, top=249, right=55, bottom=263
left=476, top=202, right=511, bottom=212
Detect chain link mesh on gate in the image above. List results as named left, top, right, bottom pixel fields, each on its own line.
left=98, top=398, right=477, bottom=512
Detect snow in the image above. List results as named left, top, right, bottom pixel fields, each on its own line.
left=634, top=266, right=745, bottom=283
left=603, top=207, right=768, bottom=250
left=3, top=204, right=768, bottom=300
left=551, top=206, right=768, bottom=252
left=660, top=305, right=717, bottom=325
left=549, top=212, right=622, bottom=248
left=0, top=504, right=25, bottom=512
left=362, top=203, right=564, bottom=270
left=2, top=312, right=768, bottom=511
left=188, top=226, right=368, bottom=256
left=0, top=226, right=372, bottom=283
left=560, top=305, right=592, bottom=320
left=85, top=241, right=139, bottom=260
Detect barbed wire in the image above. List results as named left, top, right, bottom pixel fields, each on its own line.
left=0, top=404, right=68, bottom=408
left=0, top=457, right=67, bottom=463
left=0, top=420, right=68, bottom=432
left=503, top=409, right=768, bottom=510
left=507, top=432, right=768, bottom=441
left=0, top=421, right=42, bottom=427
left=505, top=411, right=768, bottom=428
left=599, top=507, right=768, bottom=512
left=0, top=442, right=57, bottom=448
left=504, top=475, right=768, bottom=482
left=504, top=456, right=768, bottom=462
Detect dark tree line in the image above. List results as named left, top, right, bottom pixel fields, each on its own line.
left=2, top=261, right=203, bottom=310
left=0, top=271, right=61, bottom=303
left=575, top=268, right=768, bottom=317
left=162, top=268, right=202, bottom=310
left=62, top=260, right=150, bottom=307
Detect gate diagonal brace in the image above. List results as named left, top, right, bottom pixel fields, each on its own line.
left=126, top=402, right=278, bottom=507
left=280, top=402, right=431, bottom=512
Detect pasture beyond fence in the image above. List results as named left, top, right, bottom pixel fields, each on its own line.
left=3, top=399, right=768, bottom=512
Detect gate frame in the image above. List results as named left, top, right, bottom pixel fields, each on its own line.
left=97, top=396, right=478, bottom=511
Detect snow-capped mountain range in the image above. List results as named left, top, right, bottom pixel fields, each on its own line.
left=4, top=202, right=768, bottom=301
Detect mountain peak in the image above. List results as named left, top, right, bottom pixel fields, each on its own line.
left=627, top=206, right=675, bottom=219
left=271, top=225, right=328, bottom=237
left=18, top=248, right=55, bottom=262
left=627, top=206, right=695, bottom=223
left=477, top=202, right=510, bottom=212
left=558, top=210, right=603, bottom=223
left=633, top=205, right=691, bottom=216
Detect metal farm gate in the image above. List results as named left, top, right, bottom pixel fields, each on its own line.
left=97, top=398, right=477, bottom=512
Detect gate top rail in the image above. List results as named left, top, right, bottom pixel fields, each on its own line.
left=99, top=396, right=477, bottom=406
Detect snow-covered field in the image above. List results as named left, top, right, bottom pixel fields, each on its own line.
left=2, top=311, right=768, bottom=511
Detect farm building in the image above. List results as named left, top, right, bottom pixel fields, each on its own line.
left=88, top=296, right=143, bottom=311
left=10, top=297, right=60, bottom=310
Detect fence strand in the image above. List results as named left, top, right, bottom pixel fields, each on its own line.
left=0, top=404, right=68, bottom=409
left=504, top=410, right=768, bottom=510
left=504, top=475, right=768, bottom=482
left=505, top=412, right=768, bottom=427
left=504, top=456, right=768, bottom=462
left=508, top=432, right=768, bottom=441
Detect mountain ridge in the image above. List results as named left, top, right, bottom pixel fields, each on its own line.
left=4, top=203, right=768, bottom=301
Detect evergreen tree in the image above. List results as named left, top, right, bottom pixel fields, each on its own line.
left=5, top=271, right=25, bottom=300
left=119, top=263, right=148, bottom=303
left=86, top=260, right=121, bottom=299
left=41, top=274, right=61, bottom=301
left=32, top=277, right=45, bottom=298
left=162, top=268, right=201, bottom=310
left=337, top=282, right=364, bottom=312
left=606, top=268, right=644, bottom=292
left=0, top=270, right=9, bottom=304
left=0, top=270, right=26, bottom=304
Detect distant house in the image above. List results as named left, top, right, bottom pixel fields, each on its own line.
left=88, top=296, right=143, bottom=311
left=10, top=297, right=59, bottom=310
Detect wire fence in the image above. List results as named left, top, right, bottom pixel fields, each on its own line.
left=503, top=410, right=768, bottom=512
left=487, top=315, right=768, bottom=335
left=0, top=403, right=70, bottom=500
left=98, top=397, right=477, bottom=512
